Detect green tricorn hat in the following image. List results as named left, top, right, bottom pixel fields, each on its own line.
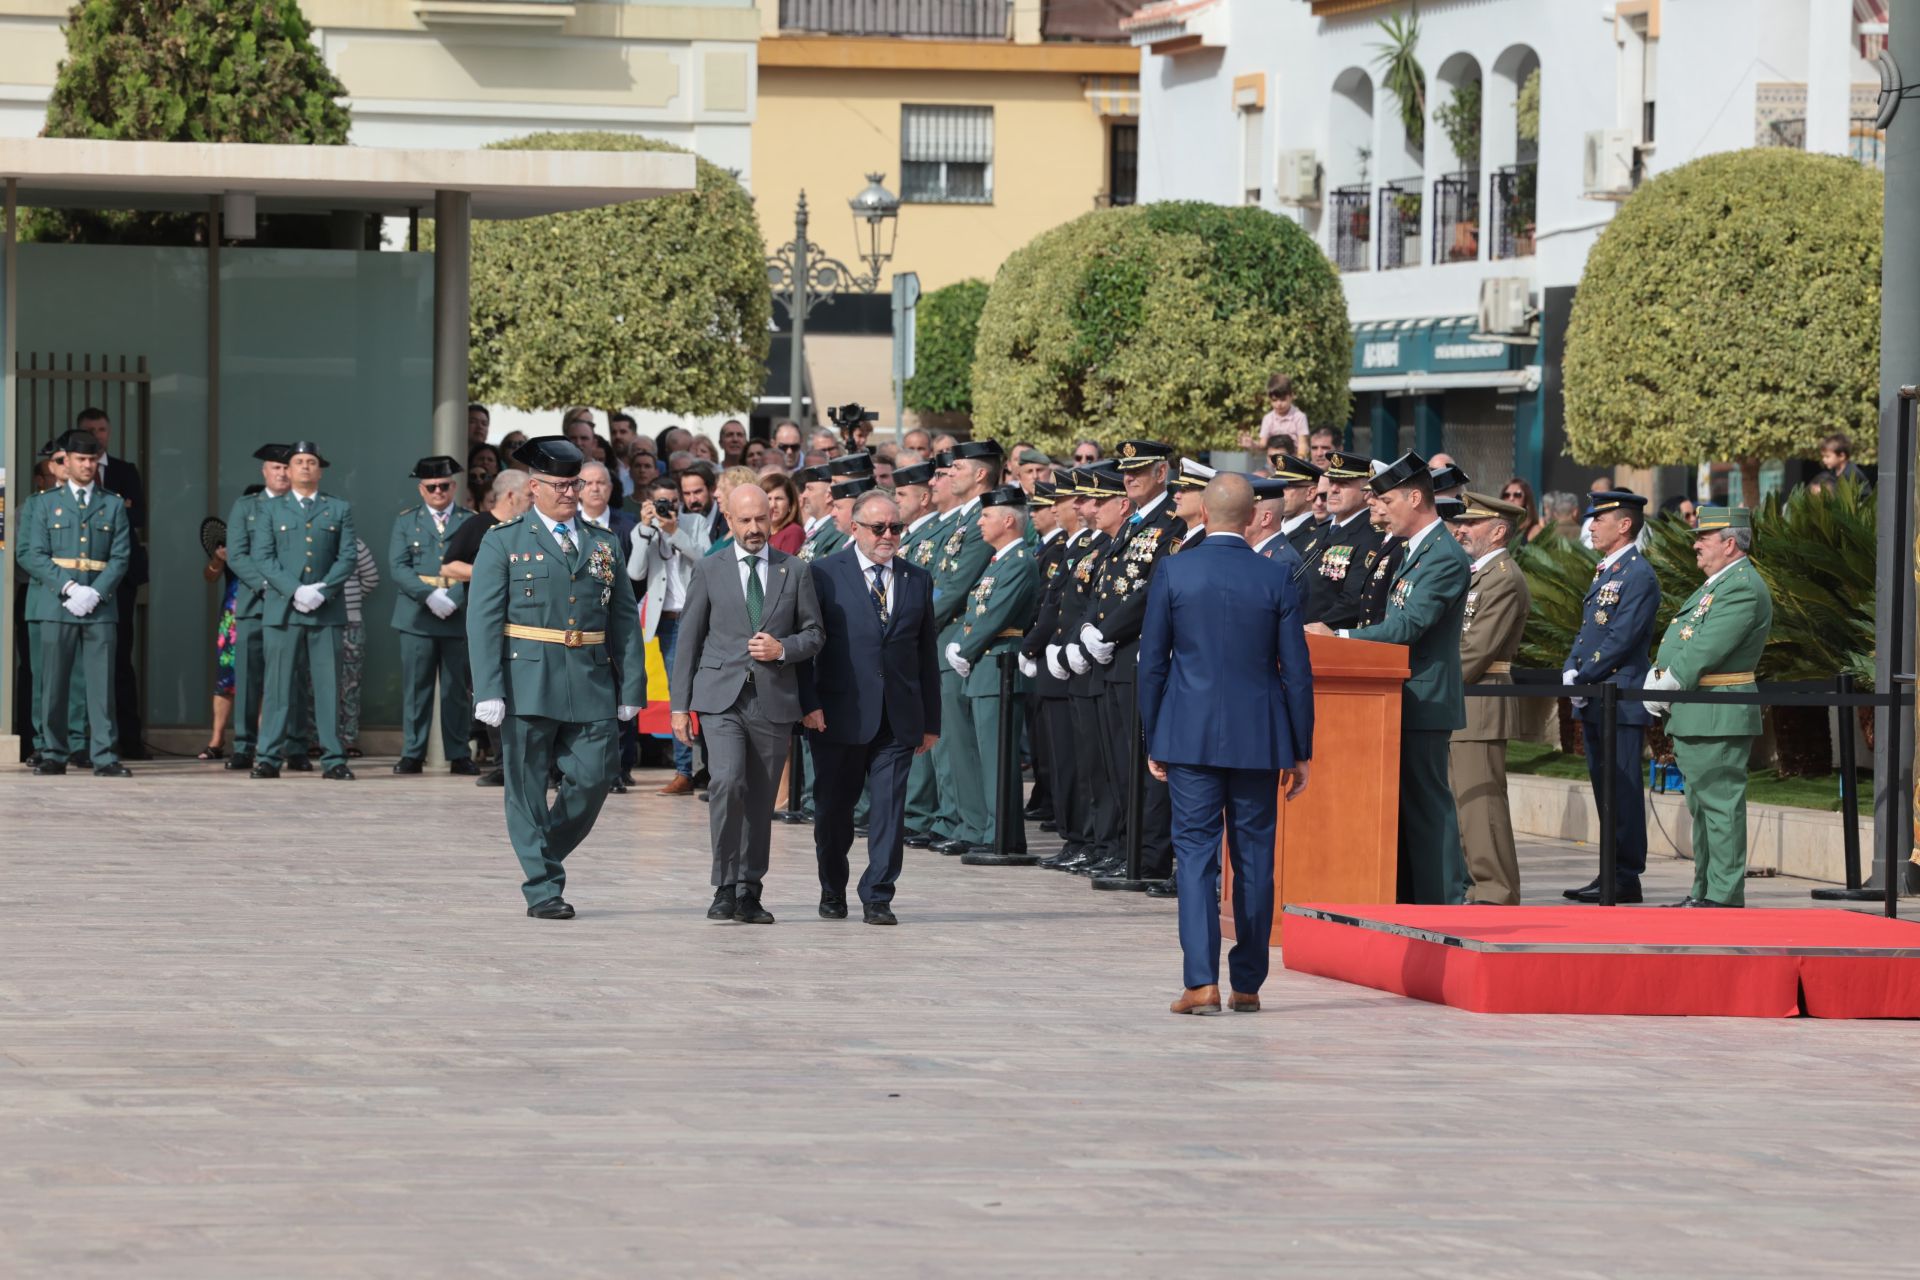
left=1692, top=506, right=1752, bottom=534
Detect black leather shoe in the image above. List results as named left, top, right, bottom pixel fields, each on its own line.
left=1566, top=880, right=1642, bottom=904
left=476, top=769, right=505, bottom=788
left=904, top=831, right=935, bottom=849
left=618, top=771, right=636, bottom=788
left=930, top=837, right=968, bottom=855
left=1563, top=878, right=1601, bottom=902
left=527, top=897, right=575, bottom=919
left=250, top=761, right=281, bottom=779
left=1670, top=896, right=1736, bottom=908
left=92, top=763, right=132, bottom=778
left=323, top=764, right=356, bottom=781
left=819, top=895, right=848, bottom=920
left=224, top=753, right=254, bottom=772
left=68, top=753, right=92, bottom=768
left=32, top=759, right=66, bottom=776
left=1614, top=881, right=1644, bottom=904
left=448, top=758, right=480, bottom=776
left=1039, top=820, right=1059, bottom=833
left=610, top=778, right=628, bottom=795
left=734, top=893, right=775, bottom=925
left=392, top=757, right=424, bottom=775
left=285, top=756, right=313, bottom=773
left=863, top=902, right=898, bottom=926
left=23, top=750, right=40, bottom=767
left=707, top=887, right=738, bottom=921
left=1144, top=879, right=1178, bottom=898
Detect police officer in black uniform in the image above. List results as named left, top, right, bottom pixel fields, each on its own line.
left=1046, top=465, right=1125, bottom=874
left=1023, top=474, right=1093, bottom=870
left=1298, top=448, right=1382, bottom=628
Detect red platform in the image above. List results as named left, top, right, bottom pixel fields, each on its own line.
left=1281, top=904, right=1920, bottom=1018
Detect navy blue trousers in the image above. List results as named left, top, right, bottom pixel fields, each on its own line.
left=811, top=710, right=914, bottom=905
left=1169, top=762, right=1280, bottom=993
left=1580, top=710, right=1649, bottom=882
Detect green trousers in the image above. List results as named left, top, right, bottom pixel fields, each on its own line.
left=38, top=621, right=117, bottom=764
left=965, top=676, right=1020, bottom=848
left=261, top=624, right=344, bottom=769
left=398, top=632, right=473, bottom=762
left=503, top=715, right=617, bottom=907
left=1399, top=728, right=1465, bottom=905
left=1673, top=734, right=1753, bottom=907
left=904, top=730, right=940, bottom=835
left=27, top=620, right=87, bottom=757
left=937, top=666, right=989, bottom=845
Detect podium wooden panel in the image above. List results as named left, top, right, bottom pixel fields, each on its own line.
left=1223, top=633, right=1408, bottom=944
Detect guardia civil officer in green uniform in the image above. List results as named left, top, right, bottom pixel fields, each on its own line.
left=19, top=437, right=87, bottom=766
left=797, top=463, right=846, bottom=563
left=245, top=441, right=356, bottom=780
left=467, top=436, right=646, bottom=919
left=927, top=439, right=1002, bottom=855
left=945, top=484, right=1040, bottom=853
left=390, top=454, right=479, bottom=775
left=222, top=444, right=295, bottom=772
left=20, top=429, right=132, bottom=776
left=901, top=455, right=958, bottom=845
left=1644, top=506, right=1775, bottom=908
left=1311, top=451, right=1473, bottom=904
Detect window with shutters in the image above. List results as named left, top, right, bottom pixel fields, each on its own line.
left=901, top=105, right=994, bottom=204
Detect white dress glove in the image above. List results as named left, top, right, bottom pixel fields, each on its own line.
left=1045, top=644, right=1069, bottom=682
left=616, top=705, right=640, bottom=722
left=62, top=593, right=90, bottom=617
left=944, top=642, right=972, bottom=678
left=425, top=587, right=457, bottom=620
left=1642, top=668, right=1681, bottom=720
left=293, top=584, right=326, bottom=613
left=474, top=698, right=506, bottom=727
left=1563, top=667, right=1587, bottom=712
left=1065, top=644, right=1091, bottom=675
left=1017, top=653, right=1038, bottom=679
left=63, top=584, right=101, bottom=616
left=1079, top=623, right=1116, bottom=665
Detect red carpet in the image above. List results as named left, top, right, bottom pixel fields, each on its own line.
left=1281, top=904, right=1920, bottom=1018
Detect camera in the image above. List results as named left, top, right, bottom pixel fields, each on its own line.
left=828, top=402, right=879, bottom=432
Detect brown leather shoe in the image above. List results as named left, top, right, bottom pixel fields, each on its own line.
left=1229, top=992, right=1261, bottom=1013
left=657, top=773, right=696, bottom=796
left=1169, top=985, right=1222, bottom=1016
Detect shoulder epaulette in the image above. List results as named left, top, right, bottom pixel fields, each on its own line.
left=488, top=516, right=524, bottom=532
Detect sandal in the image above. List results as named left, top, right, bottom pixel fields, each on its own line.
left=197, top=745, right=226, bottom=761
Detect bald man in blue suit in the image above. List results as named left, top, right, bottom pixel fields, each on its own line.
left=1139, top=474, right=1314, bottom=1016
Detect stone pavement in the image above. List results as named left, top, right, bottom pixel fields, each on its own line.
left=2, top=759, right=1916, bottom=1279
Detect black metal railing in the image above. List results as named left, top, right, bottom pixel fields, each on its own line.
left=778, top=0, right=1011, bottom=38
left=1430, top=169, right=1479, bottom=264
left=1378, top=178, right=1421, bottom=271
left=1490, top=161, right=1536, bottom=260
left=1330, top=184, right=1371, bottom=272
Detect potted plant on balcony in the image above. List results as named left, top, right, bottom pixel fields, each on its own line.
left=1392, top=188, right=1422, bottom=263
left=1513, top=67, right=1541, bottom=255
left=1437, top=78, right=1481, bottom=260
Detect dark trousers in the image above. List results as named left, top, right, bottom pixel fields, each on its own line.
left=112, top=581, right=142, bottom=754
left=40, top=621, right=118, bottom=764
left=1070, top=692, right=1117, bottom=860
left=1024, top=691, right=1052, bottom=818
left=1399, top=729, right=1465, bottom=905
left=1040, top=695, right=1083, bottom=852
left=1098, top=679, right=1172, bottom=879
left=811, top=709, right=914, bottom=904
left=1580, top=710, right=1649, bottom=882
left=502, top=715, right=616, bottom=907
left=1170, top=763, right=1279, bottom=993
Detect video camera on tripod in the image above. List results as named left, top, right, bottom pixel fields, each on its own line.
left=827, top=402, right=879, bottom=438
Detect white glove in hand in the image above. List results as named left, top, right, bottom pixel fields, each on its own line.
left=1045, top=644, right=1069, bottom=682
left=1079, top=623, right=1116, bottom=665
left=474, top=699, right=506, bottom=728
left=1563, top=668, right=1587, bottom=711
left=1065, top=644, right=1091, bottom=676
left=64, top=584, right=101, bottom=615
left=944, top=642, right=972, bottom=679
left=426, top=588, right=457, bottom=620
left=1642, top=667, right=1681, bottom=720
left=1017, top=653, right=1038, bottom=679
left=616, top=705, right=640, bottom=722
left=62, top=594, right=90, bottom=617
left=293, top=584, right=326, bottom=613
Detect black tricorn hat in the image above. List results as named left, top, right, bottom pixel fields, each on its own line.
left=252, top=443, right=292, bottom=464
left=830, top=477, right=877, bottom=501
left=1429, top=462, right=1471, bottom=492
left=512, top=435, right=584, bottom=478
left=1115, top=439, right=1174, bottom=470
left=410, top=455, right=462, bottom=480
left=1367, top=450, right=1432, bottom=495
left=287, top=440, right=329, bottom=467
left=891, top=461, right=936, bottom=487
left=828, top=451, right=875, bottom=478
left=60, top=429, right=103, bottom=457
left=950, top=439, right=1004, bottom=462
left=981, top=484, right=1028, bottom=509
left=37, top=438, right=62, bottom=458
left=932, top=449, right=956, bottom=469
left=795, top=463, right=832, bottom=486
left=1436, top=496, right=1468, bottom=521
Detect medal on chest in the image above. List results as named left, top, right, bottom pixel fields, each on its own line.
left=1691, top=591, right=1714, bottom=621
left=1322, top=544, right=1354, bottom=581
left=1391, top=577, right=1412, bottom=609
left=1596, top=581, right=1621, bottom=607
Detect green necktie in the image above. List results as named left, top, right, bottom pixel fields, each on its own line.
left=77, top=489, right=88, bottom=509
left=745, top=554, right=764, bottom=631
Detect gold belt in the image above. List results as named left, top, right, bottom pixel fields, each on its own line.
left=1485, top=661, right=1512, bottom=675
left=997, top=628, right=1024, bottom=639
left=1699, top=671, right=1756, bottom=688
left=504, top=624, right=606, bottom=648
left=52, top=557, right=108, bottom=571
left=418, top=574, right=455, bottom=588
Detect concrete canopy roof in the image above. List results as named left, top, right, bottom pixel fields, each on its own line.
left=0, top=137, right=696, bottom=218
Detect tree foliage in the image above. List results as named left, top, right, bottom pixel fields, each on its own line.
left=1372, top=10, right=1426, bottom=152
left=1563, top=148, right=1882, bottom=469
left=904, top=278, right=988, bottom=416
left=1436, top=75, right=1480, bottom=170
left=1516, top=66, right=1541, bottom=144
left=30, top=0, right=349, bottom=244
left=971, top=202, right=1351, bottom=454
left=463, top=132, right=771, bottom=416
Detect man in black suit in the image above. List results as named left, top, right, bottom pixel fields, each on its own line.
left=77, top=407, right=146, bottom=758
left=799, top=490, right=941, bottom=925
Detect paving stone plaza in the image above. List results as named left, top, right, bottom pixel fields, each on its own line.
left=3, top=762, right=1916, bottom=1277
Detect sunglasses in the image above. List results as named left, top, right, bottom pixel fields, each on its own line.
left=421, top=481, right=453, bottom=493
left=1502, top=489, right=1525, bottom=500
left=777, top=441, right=801, bottom=453
left=860, top=521, right=905, bottom=536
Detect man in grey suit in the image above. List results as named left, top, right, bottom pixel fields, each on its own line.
left=671, top=484, right=825, bottom=924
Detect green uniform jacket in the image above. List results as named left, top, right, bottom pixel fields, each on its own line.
left=389, top=503, right=476, bottom=636
left=20, top=485, right=132, bottom=624
left=224, top=491, right=271, bottom=621
left=799, top=520, right=847, bottom=563
left=1653, top=557, right=1774, bottom=738
left=465, top=516, right=646, bottom=721
left=932, top=502, right=992, bottom=645
left=904, top=509, right=952, bottom=577
left=1348, top=521, right=1472, bottom=732
left=246, top=491, right=357, bottom=627
left=958, top=544, right=1039, bottom=695
left=16, top=491, right=52, bottom=618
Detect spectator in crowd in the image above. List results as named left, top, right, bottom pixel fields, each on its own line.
left=631, top=474, right=700, bottom=795
left=1015, top=448, right=1052, bottom=493
left=762, top=472, right=806, bottom=556
left=1307, top=426, right=1338, bottom=469
left=1808, top=472, right=1838, bottom=494
left=1659, top=494, right=1700, bottom=527
left=608, top=412, right=641, bottom=493
left=808, top=425, right=842, bottom=459
left=872, top=451, right=897, bottom=489
left=466, top=443, right=501, bottom=510
left=1500, top=477, right=1543, bottom=540
left=903, top=427, right=933, bottom=455
left=719, top=419, right=749, bottom=466
left=338, top=536, right=382, bottom=758
left=562, top=407, right=596, bottom=445
left=468, top=403, right=490, bottom=445
left=665, top=449, right=695, bottom=478
left=1819, top=432, right=1871, bottom=493
left=200, top=528, right=239, bottom=759
left=627, top=446, right=660, bottom=494
left=690, top=435, right=721, bottom=466
left=772, top=419, right=804, bottom=468
left=1071, top=440, right=1101, bottom=465
left=1543, top=491, right=1582, bottom=541
left=931, top=433, right=959, bottom=456
left=743, top=439, right=769, bottom=469
left=498, top=431, right=529, bottom=467
left=578, top=462, right=638, bottom=547
left=657, top=425, right=693, bottom=459
left=1243, top=373, right=1308, bottom=453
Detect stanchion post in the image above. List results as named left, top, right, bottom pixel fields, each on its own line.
left=1813, top=672, right=1880, bottom=901
left=1890, top=388, right=1916, bottom=919
left=1598, top=682, right=1619, bottom=907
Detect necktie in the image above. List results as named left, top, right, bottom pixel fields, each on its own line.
left=77, top=489, right=89, bottom=509
left=299, top=496, right=312, bottom=514
left=869, top=563, right=890, bottom=628
left=745, top=555, right=764, bottom=631
left=554, top=524, right=577, bottom=559
left=1128, top=513, right=1142, bottom=527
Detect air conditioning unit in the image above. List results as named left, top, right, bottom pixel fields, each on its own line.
left=1276, top=149, right=1320, bottom=206
left=1583, top=128, right=1636, bottom=197
left=1478, top=277, right=1533, bottom=336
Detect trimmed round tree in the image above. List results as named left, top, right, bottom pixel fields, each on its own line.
left=465, top=132, right=771, bottom=416
left=1563, top=148, right=1882, bottom=494
left=971, top=202, right=1350, bottom=455
left=904, top=278, right=989, bottom=418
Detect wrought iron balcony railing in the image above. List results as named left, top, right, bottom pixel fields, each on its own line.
left=1378, top=178, right=1421, bottom=271
left=1490, top=162, right=1536, bottom=260
left=1329, top=184, right=1370, bottom=273
left=778, top=0, right=1011, bottom=39
left=1430, top=170, right=1479, bottom=264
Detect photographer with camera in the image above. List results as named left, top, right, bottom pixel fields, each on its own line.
left=629, top=473, right=706, bottom=795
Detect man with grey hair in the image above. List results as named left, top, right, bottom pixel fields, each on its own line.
left=1643, top=506, right=1774, bottom=908
left=807, top=425, right=842, bottom=459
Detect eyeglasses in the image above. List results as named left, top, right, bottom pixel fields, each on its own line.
left=777, top=441, right=801, bottom=454
left=1073, top=452, right=1098, bottom=463
left=859, top=521, right=905, bottom=536
left=421, top=481, right=453, bottom=493
left=1501, top=489, right=1525, bottom=501
left=535, top=478, right=582, bottom=494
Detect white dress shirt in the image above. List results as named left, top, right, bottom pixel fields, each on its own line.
left=1282, top=510, right=1314, bottom=536
left=854, top=546, right=896, bottom=614
left=736, top=542, right=771, bottom=597
left=67, top=480, right=97, bottom=505
left=1471, top=548, right=1507, bottom=574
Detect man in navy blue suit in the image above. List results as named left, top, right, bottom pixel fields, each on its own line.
left=1139, top=474, right=1314, bottom=1016
left=799, top=490, right=942, bottom=925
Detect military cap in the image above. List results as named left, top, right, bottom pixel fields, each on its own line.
left=1321, top=448, right=1374, bottom=481
left=831, top=476, right=877, bottom=501
left=1436, top=496, right=1468, bottom=521
left=1031, top=482, right=1058, bottom=508
left=1453, top=490, right=1527, bottom=522
left=512, top=435, right=583, bottom=478
left=287, top=440, right=330, bottom=467
left=1693, top=505, right=1752, bottom=534
left=828, top=451, right=875, bottom=478
left=1114, top=439, right=1174, bottom=470
left=1429, top=462, right=1471, bottom=493
left=1247, top=476, right=1291, bottom=501
left=1017, top=447, right=1051, bottom=466
left=59, top=429, right=103, bottom=457
left=932, top=449, right=956, bottom=469
left=1173, top=458, right=1217, bottom=491
left=892, top=461, right=936, bottom=488
left=950, top=439, right=1004, bottom=462
left=1269, top=453, right=1323, bottom=485
left=1081, top=464, right=1127, bottom=497
left=981, top=484, right=1028, bottom=509
left=1367, top=450, right=1432, bottom=495
left=794, top=463, right=833, bottom=486
left=242, top=482, right=266, bottom=497
left=1582, top=489, right=1647, bottom=520
left=410, top=455, right=462, bottom=480
left=37, top=438, right=63, bottom=458
left=252, top=443, right=292, bottom=464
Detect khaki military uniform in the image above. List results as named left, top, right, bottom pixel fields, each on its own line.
left=1449, top=549, right=1531, bottom=904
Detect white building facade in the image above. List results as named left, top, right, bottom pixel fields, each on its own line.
left=1128, top=0, right=1884, bottom=496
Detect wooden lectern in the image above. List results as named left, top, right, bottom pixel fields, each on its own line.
left=1223, top=632, right=1409, bottom=943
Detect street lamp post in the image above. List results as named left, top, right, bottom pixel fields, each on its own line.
left=766, top=173, right=900, bottom=430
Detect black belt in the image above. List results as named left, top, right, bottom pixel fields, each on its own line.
left=659, top=609, right=682, bottom=620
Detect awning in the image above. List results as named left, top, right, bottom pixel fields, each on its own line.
left=1084, top=76, right=1141, bottom=119
left=1350, top=314, right=1536, bottom=393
